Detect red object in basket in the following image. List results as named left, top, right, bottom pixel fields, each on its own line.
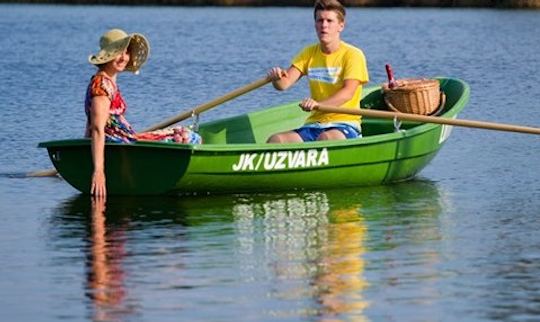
left=385, top=64, right=397, bottom=89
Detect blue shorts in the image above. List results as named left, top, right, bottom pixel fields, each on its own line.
left=294, top=123, right=362, bottom=142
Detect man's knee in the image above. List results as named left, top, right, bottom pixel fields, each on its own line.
left=267, top=132, right=303, bottom=143
left=267, top=134, right=283, bottom=143
left=317, top=129, right=346, bottom=141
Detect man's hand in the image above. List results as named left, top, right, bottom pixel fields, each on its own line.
left=267, top=67, right=288, bottom=81
left=299, top=98, right=319, bottom=112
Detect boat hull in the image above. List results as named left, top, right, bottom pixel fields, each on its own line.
left=39, top=78, right=469, bottom=195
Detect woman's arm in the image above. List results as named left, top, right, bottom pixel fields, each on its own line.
left=90, top=96, right=110, bottom=197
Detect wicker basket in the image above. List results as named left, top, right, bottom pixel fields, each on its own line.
left=382, top=78, right=445, bottom=115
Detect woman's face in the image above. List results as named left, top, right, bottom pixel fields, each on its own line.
left=110, top=48, right=130, bottom=72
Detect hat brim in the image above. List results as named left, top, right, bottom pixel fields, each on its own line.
left=125, top=34, right=150, bottom=72
left=88, top=33, right=150, bottom=73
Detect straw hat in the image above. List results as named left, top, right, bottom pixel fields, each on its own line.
left=88, top=29, right=150, bottom=73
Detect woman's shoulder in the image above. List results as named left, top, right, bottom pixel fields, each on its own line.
left=89, top=74, right=117, bottom=98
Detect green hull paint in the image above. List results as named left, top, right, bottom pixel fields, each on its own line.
left=39, top=78, right=469, bottom=195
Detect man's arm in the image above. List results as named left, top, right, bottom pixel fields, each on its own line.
left=268, top=66, right=303, bottom=91
left=299, top=79, right=361, bottom=111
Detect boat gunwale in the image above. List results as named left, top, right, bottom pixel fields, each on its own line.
left=38, top=77, right=469, bottom=153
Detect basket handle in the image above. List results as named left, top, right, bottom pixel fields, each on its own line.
left=384, top=91, right=447, bottom=116
left=431, top=92, right=446, bottom=116
left=384, top=95, right=399, bottom=113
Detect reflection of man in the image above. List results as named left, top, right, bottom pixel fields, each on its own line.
left=316, top=208, right=369, bottom=319
left=87, top=196, right=128, bottom=321
left=233, top=193, right=369, bottom=319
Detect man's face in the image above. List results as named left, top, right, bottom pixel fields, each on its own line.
left=315, top=10, right=344, bottom=44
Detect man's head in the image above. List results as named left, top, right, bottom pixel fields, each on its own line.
left=313, top=0, right=346, bottom=46
left=313, top=0, right=346, bottom=23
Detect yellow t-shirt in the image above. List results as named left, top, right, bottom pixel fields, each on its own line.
left=292, top=41, right=369, bottom=125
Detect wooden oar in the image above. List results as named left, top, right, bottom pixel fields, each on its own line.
left=28, top=76, right=272, bottom=177
left=316, top=104, right=540, bottom=135
left=27, top=169, right=60, bottom=177
left=143, top=76, right=271, bottom=132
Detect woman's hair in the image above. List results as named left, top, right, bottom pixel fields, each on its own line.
left=313, top=0, right=346, bottom=22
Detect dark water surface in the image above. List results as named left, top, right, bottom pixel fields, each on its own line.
left=1, top=4, right=539, bottom=321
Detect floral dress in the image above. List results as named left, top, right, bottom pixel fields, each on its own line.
left=85, top=74, right=201, bottom=144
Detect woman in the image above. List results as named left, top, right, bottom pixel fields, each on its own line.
left=86, top=29, right=201, bottom=197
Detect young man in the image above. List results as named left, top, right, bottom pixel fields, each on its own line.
left=267, top=0, right=369, bottom=143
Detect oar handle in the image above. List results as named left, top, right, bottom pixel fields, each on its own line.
left=143, top=76, right=272, bottom=132
left=315, top=104, right=540, bottom=135
left=26, top=169, right=58, bottom=177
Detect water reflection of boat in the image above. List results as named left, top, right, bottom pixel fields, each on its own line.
left=52, top=193, right=259, bottom=321
left=50, top=179, right=443, bottom=321
left=224, top=179, right=444, bottom=319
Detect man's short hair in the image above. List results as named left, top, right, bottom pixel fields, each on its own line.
left=314, top=0, right=346, bottom=22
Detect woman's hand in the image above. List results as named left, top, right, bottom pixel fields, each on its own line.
left=91, top=169, right=106, bottom=197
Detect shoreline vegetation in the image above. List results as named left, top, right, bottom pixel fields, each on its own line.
left=1, top=0, right=539, bottom=8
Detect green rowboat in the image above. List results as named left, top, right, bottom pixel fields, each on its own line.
left=39, top=77, right=469, bottom=195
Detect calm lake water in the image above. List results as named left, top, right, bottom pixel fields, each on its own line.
left=1, top=4, right=539, bottom=321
